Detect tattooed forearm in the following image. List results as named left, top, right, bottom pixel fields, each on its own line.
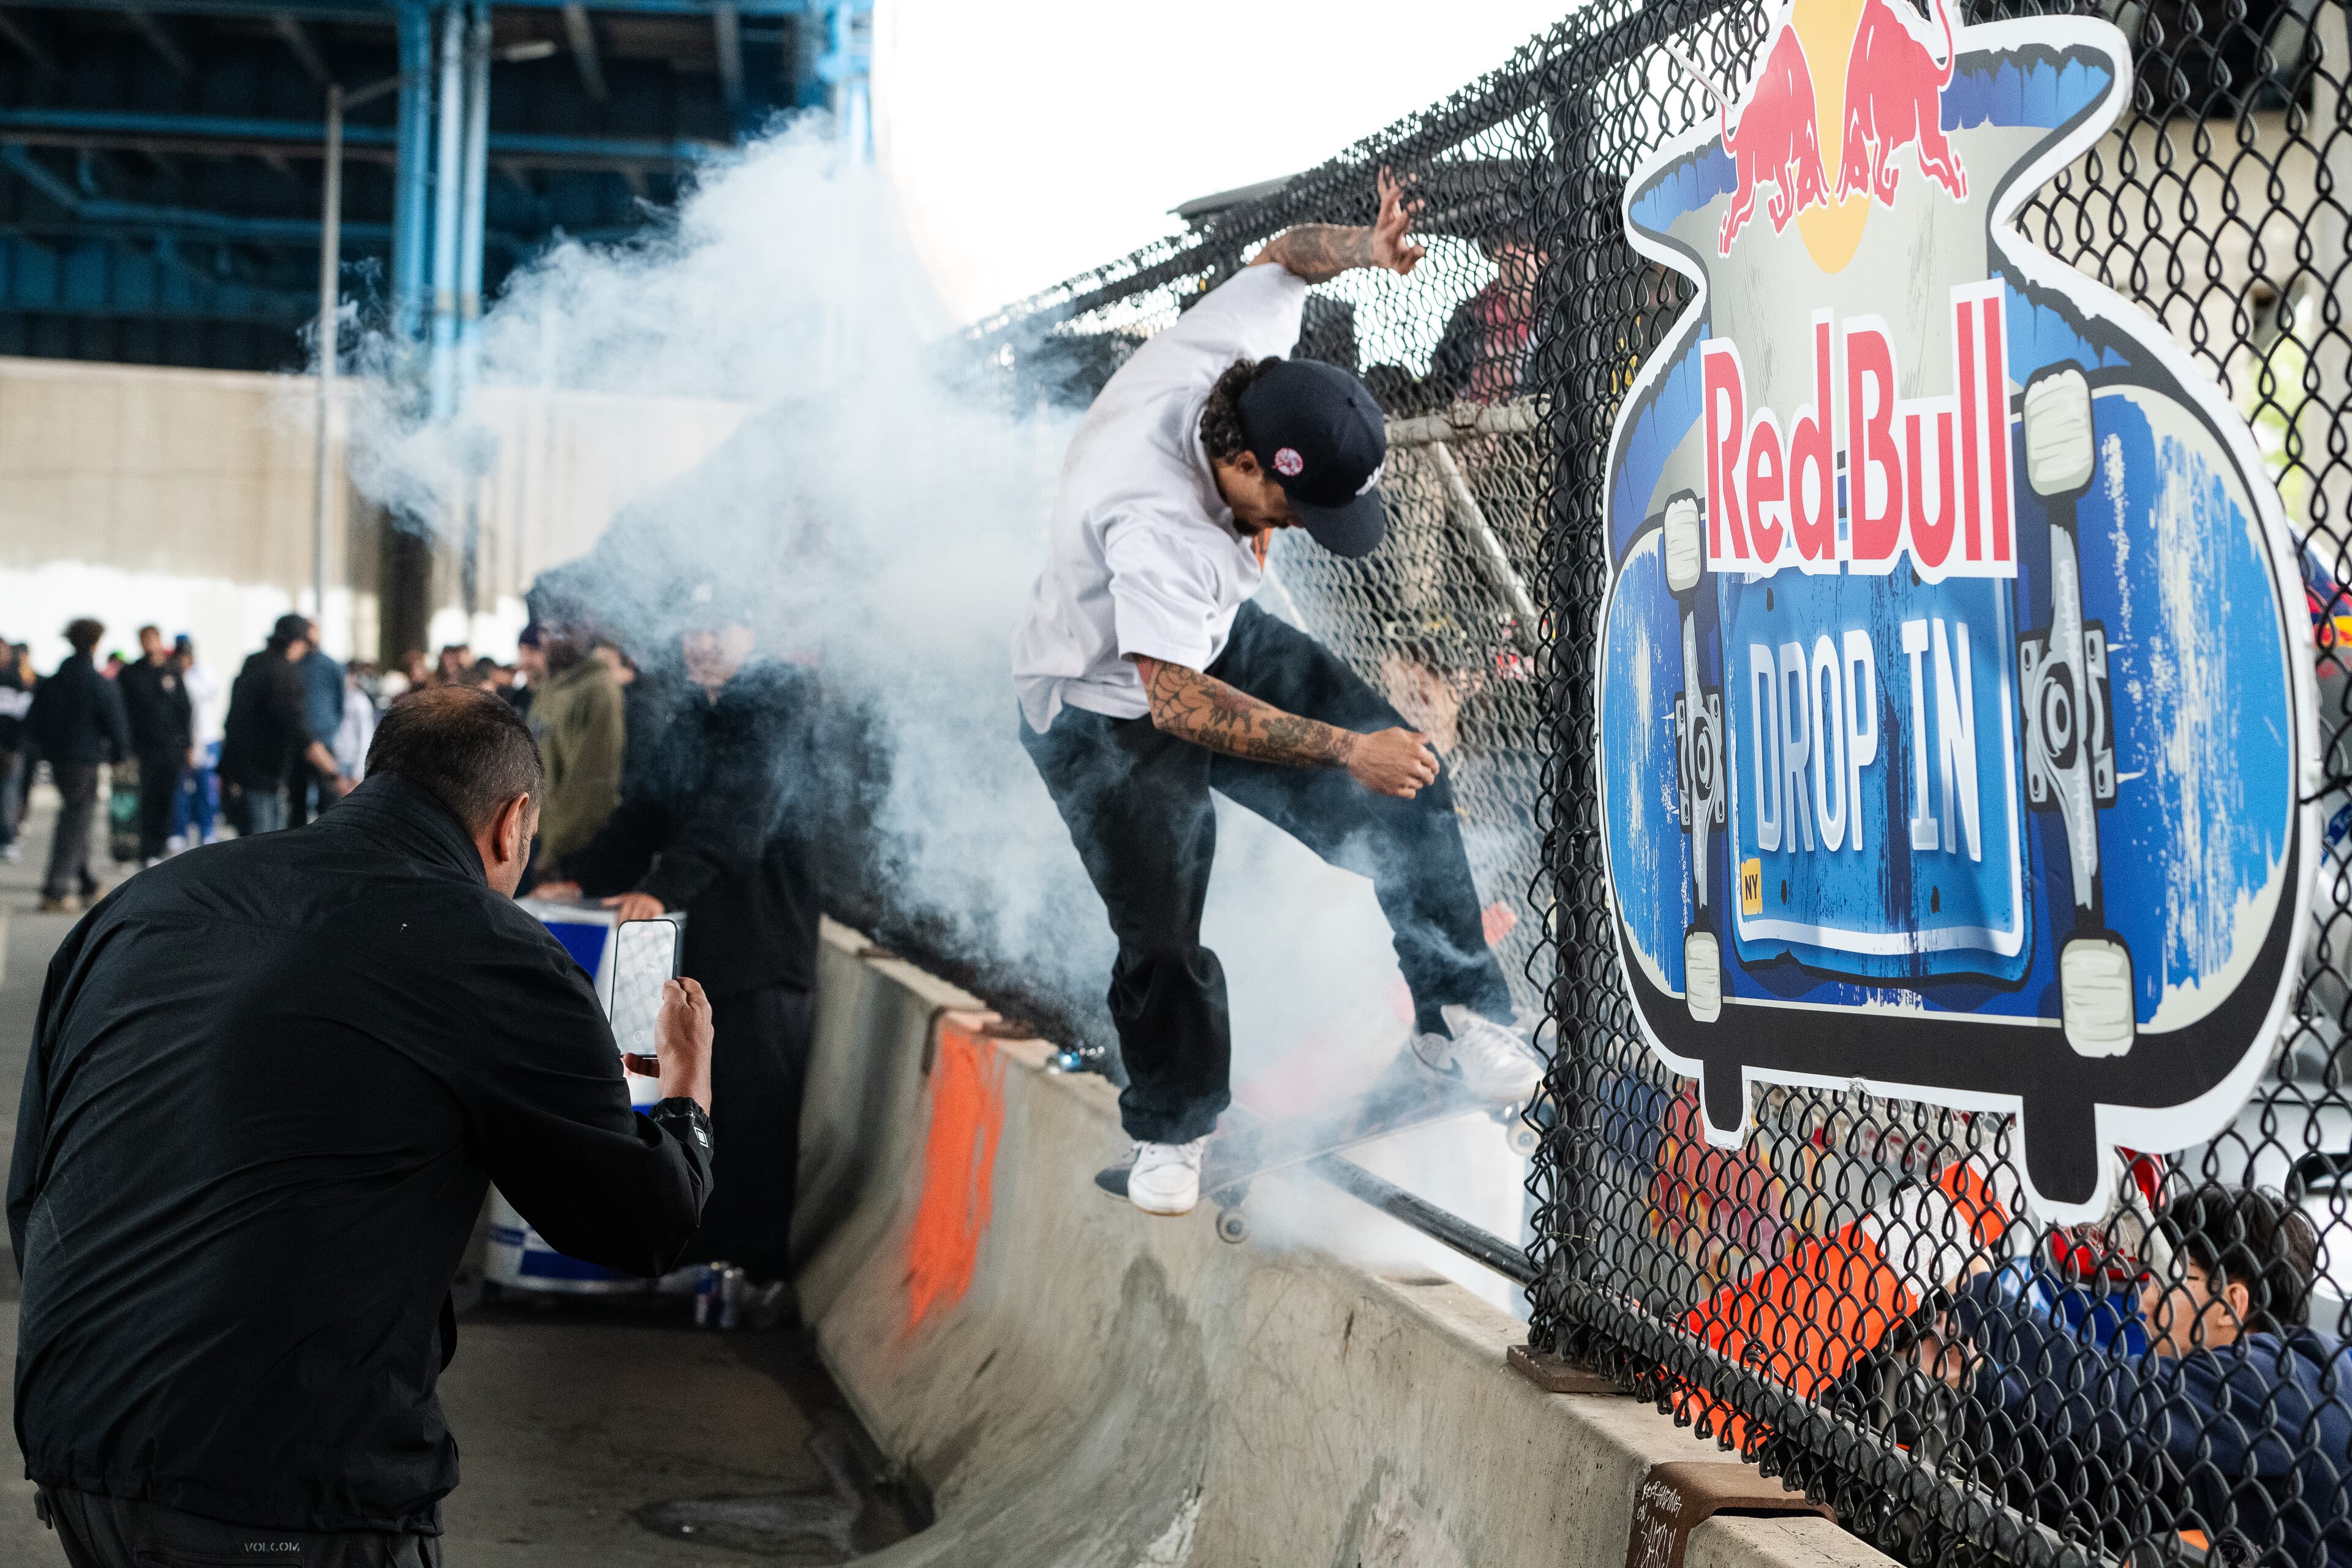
left=1134, top=656, right=1357, bottom=767
left=1250, top=224, right=1376, bottom=284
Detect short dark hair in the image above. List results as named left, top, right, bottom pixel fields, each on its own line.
left=1199, top=355, right=1285, bottom=464
left=364, top=686, right=544, bottom=836
left=64, top=618, right=104, bottom=654
left=2161, top=1185, right=2320, bottom=1336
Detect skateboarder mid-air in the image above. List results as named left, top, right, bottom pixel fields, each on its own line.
left=1012, top=170, right=1545, bottom=1218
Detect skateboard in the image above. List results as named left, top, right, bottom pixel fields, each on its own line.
left=1095, top=1054, right=1537, bottom=1243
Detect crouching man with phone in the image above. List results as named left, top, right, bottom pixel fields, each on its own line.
left=8, top=686, right=716, bottom=1568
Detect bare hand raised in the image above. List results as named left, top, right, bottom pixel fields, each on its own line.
left=1346, top=727, right=1441, bottom=797
left=1373, top=167, right=1426, bottom=276
left=622, top=976, right=714, bottom=1113
left=603, top=891, right=666, bottom=922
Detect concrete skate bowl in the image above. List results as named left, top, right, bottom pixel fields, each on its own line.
left=790, top=921, right=1895, bottom=1568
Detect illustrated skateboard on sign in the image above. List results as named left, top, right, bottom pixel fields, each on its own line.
left=1096, top=1054, right=1537, bottom=1243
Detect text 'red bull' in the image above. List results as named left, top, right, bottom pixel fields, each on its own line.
left=1700, top=282, right=2015, bottom=581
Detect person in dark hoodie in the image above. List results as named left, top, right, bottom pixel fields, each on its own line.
left=116, top=626, right=193, bottom=867
left=541, top=581, right=820, bottom=1329
left=25, top=619, right=132, bottom=913
left=220, top=614, right=346, bottom=835
left=10, top=687, right=715, bottom=1568
left=1921, top=1184, right=2351, bottom=1566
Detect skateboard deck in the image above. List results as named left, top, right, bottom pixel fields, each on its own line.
left=1095, top=1054, right=1536, bottom=1242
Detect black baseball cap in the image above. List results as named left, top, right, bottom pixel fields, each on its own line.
left=1237, top=358, right=1387, bottom=559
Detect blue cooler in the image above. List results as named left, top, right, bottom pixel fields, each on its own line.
left=483, top=898, right=687, bottom=1296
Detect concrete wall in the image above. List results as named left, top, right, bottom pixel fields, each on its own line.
left=0, top=357, right=360, bottom=676
left=795, top=919, right=1895, bottom=1568
left=0, top=357, right=745, bottom=672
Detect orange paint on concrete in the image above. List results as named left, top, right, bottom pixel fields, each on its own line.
left=905, top=1019, right=1006, bottom=1333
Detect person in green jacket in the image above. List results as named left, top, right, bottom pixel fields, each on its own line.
left=530, top=625, right=627, bottom=875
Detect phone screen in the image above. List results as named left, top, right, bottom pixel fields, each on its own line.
left=610, top=917, right=683, bottom=1058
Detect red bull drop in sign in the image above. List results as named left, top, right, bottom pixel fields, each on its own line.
left=1599, top=1, right=2319, bottom=1221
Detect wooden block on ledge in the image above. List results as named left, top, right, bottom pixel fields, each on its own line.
left=1509, top=1343, right=1622, bottom=1395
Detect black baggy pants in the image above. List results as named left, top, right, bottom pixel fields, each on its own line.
left=137, top=748, right=183, bottom=859
left=685, top=982, right=812, bottom=1284
left=1021, top=600, right=1512, bottom=1144
left=40, top=1487, right=440, bottom=1567
left=42, top=763, right=101, bottom=902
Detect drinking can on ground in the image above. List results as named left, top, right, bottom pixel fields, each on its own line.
left=719, top=1266, right=745, bottom=1330
left=693, top=1265, right=722, bottom=1328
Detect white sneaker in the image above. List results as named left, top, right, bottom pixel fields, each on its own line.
left=1411, top=1003, right=1544, bottom=1104
left=1127, top=1137, right=1208, bottom=1216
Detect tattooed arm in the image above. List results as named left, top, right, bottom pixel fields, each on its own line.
left=1250, top=167, right=1425, bottom=282
left=1134, top=654, right=1357, bottom=767
left=1131, top=654, right=1439, bottom=798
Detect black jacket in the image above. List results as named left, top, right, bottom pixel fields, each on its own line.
left=218, top=646, right=314, bottom=790
left=118, top=657, right=193, bottom=757
left=24, top=654, right=130, bottom=767
left=7, top=773, right=714, bottom=1536
left=571, top=659, right=821, bottom=997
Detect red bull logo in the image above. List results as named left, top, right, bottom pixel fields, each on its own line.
left=1686, top=0, right=1969, bottom=258
left=1836, top=0, right=1966, bottom=206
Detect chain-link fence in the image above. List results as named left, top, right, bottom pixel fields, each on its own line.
left=973, top=1, right=2352, bottom=1562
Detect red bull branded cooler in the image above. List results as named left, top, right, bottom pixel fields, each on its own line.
left=1601, top=0, right=2317, bottom=1219
left=483, top=897, right=685, bottom=1295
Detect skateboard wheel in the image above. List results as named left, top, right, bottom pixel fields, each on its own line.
left=1216, top=1208, right=1250, bottom=1245
left=2060, top=936, right=2135, bottom=1057
left=2024, top=367, right=2095, bottom=497
left=1507, top=1122, right=1540, bottom=1156
left=1684, top=930, right=1722, bottom=1023
left=1663, top=495, right=1704, bottom=594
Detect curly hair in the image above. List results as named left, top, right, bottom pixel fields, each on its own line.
left=1199, top=355, right=1284, bottom=463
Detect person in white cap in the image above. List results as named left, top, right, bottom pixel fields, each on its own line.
left=1011, top=170, right=1545, bottom=1219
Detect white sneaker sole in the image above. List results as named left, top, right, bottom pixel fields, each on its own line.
left=1127, top=1184, right=1199, bottom=1217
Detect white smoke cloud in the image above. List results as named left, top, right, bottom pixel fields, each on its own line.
left=342, top=115, right=1531, bottom=1302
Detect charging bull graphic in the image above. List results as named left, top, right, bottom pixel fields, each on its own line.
left=1599, top=0, right=2317, bottom=1219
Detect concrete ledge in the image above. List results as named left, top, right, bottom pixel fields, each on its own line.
left=795, top=919, right=1893, bottom=1567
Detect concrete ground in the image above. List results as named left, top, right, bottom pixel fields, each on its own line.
left=0, top=777, right=917, bottom=1567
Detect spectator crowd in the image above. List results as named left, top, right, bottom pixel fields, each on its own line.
left=0, top=614, right=622, bottom=912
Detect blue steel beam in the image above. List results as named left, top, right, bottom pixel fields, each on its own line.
left=0, top=146, right=620, bottom=255
left=0, top=231, right=314, bottom=321
left=0, top=108, right=725, bottom=167
left=428, top=0, right=460, bottom=417
left=2, top=141, right=390, bottom=244
left=391, top=0, right=429, bottom=338
left=456, top=0, right=489, bottom=409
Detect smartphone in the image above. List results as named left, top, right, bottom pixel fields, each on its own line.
left=609, top=917, right=684, bottom=1059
